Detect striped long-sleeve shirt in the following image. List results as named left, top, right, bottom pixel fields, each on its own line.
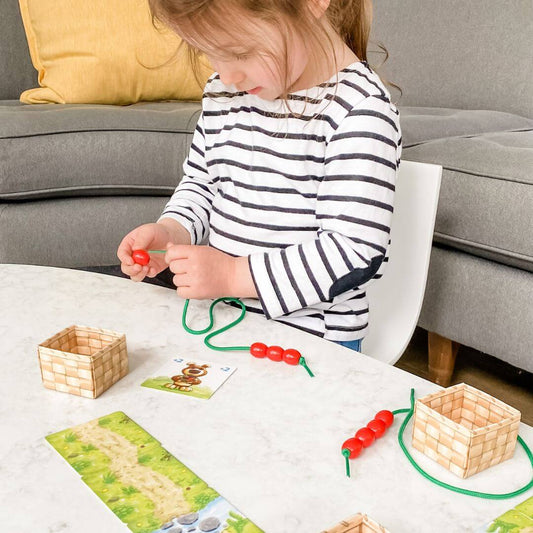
left=160, top=60, right=402, bottom=341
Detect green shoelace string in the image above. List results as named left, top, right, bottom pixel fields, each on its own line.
left=390, top=389, right=533, bottom=499
left=182, top=297, right=250, bottom=352
left=181, top=297, right=314, bottom=377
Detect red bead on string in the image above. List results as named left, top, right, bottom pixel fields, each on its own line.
left=250, top=342, right=267, bottom=358
left=341, top=438, right=363, bottom=477
left=374, top=410, right=394, bottom=428
left=355, top=427, right=375, bottom=448
left=132, top=249, right=150, bottom=266
left=282, top=349, right=301, bottom=365
left=367, top=418, right=387, bottom=438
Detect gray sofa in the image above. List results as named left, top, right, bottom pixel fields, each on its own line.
left=1, top=0, right=532, bottom=379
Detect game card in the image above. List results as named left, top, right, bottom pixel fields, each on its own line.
left=141, top=357, right=236, bottom=399
left=46, top=412, right=263, bottom=533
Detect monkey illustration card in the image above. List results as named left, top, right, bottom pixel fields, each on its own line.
left=141, top=357, right=236, bottom=399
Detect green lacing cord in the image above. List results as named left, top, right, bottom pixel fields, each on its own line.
left=342, top=448, right=352, bottom=477
left=181, top=298, right=314, bottom=377
left=394, top=389, right=533, bottom=499
left=182, top=297, right=250, bottom=351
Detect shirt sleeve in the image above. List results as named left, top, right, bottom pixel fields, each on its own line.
left=158, top=111, right=217, bottom=244
left=248, top=95, right=401, bottom=319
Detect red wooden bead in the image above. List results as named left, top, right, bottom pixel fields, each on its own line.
left=266, top=345, right=284, bottom=362
left=375, top=410, right=394, bottom=428
left=341, top=438, right=363, bottom=459
left=355, top=427, right=375, bottom=448
left=367, top=418, right=387, bottom=438
left=250, top=342, right=267, bottom=358
left=132, top=249, right=150, bottom=266
left=282, top=348, right=301, bottom=365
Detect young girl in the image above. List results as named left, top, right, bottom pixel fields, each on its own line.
left=117, top=0, right=402, bottom=352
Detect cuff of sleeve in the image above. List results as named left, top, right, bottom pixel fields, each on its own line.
left=248, top=253, right=283, bottom=320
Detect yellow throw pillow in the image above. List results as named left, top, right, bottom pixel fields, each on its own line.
left=18, top=0, right=213, bottom=104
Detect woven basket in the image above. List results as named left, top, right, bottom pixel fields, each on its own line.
left=321, top=513, right=390, bottom=533
left=38, top=325, right=128, bottom=398
left=412, top=383, right=520, bottom=478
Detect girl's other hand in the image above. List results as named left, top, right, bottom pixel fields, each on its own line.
left=117, top=223, right=172, bottom=282
left=166, top=244, right=235, bottom=299
left=166, top=244, right=257, bottom=300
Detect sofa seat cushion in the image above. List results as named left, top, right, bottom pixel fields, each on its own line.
left=403, top=129, right=533, bottom=272
left=0, top=100, right=201, bottom=200
left=400, top=107, right=533, bottom=148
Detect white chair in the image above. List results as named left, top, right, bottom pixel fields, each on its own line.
left=362, top=160, right=442, bottom=364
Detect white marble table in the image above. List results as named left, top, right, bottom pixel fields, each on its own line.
left=0, top=264, right=531, bottom=533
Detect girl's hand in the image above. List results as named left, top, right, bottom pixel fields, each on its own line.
left=117, top=223, right=172, bottom=282
left=166, top=244, right=257, bottom=299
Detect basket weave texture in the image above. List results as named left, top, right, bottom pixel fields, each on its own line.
left=412, top=383, right=520, bottom=478
left=38, top=325, right=128, bottom=398
left=321, top=513, right=390, bottom=533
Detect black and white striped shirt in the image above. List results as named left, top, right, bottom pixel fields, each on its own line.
left=160, top=60, right=402, bottom=341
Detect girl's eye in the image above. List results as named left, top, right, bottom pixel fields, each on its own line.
left=234, top=54, right=249, bottom=61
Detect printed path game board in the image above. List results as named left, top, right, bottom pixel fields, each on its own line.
left=478, top=495, right=533, bottom=532
left=46, top=412, right=263, bottom=533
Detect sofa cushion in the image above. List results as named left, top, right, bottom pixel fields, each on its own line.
left=370, top=0, right=533, bottom=118
left=0, top=195, right=168, bottom=267
left=0, top=100, right=201, bottom=200
left=0, top=0, right=36, bottom=100
left=403, top=129, right=533, bottom=272
left=400, top=107, right=533, bottom=148
left=419, top=245, right=533, bottom=373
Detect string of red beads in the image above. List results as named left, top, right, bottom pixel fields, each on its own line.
left=342, top=410, right=394, bottom=460
left=250, top=342, right=302, bottom=365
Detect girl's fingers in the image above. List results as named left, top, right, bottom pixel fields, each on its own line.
left=165, top=244, right=190, bottom=263
left=122, top=263, right=145, bottom=282
left=176, top=286, right=193, bottom=299
left=172, top=273, right=188, bottom=287
left=168, top=258, right=187, bottom=275
left=130, top=265, right=148, bottom=282
left=147, top=264, right=164, bottom=278
left=117, top=242, right=135, bottom=266
left=121, top=262, right=139, bottom=276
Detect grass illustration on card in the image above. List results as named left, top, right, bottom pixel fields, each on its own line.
left=478, top=495, right=533, bottom=532
left=141, top=357, right=236, bottom=399
left=46, top=412, right=263, bottom=533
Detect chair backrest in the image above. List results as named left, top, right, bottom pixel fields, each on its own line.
left=362, top=160, right=442, bottom=364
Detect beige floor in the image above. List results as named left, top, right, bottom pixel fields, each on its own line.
left=395, top=327, right=533, bottom=425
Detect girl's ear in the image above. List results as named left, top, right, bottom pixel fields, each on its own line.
left=308, top=0, right=330, bottom=19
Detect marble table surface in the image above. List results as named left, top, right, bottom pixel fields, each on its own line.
left=0, top=264, right=531, bottom=533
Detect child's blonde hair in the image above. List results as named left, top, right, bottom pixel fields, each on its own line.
left=148, top=0, right=391, bottom=102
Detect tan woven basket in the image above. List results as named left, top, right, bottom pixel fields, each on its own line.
left=321, top=513, right=390, bottom=533
left=38, top=325, right=128, bottom=398
left=412, top=383, right=520, bottom=478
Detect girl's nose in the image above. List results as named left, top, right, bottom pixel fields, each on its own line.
left=217, top=64, right=245, bottom=87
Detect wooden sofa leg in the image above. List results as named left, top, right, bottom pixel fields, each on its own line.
left=428, top=332, right=460, bottom=387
